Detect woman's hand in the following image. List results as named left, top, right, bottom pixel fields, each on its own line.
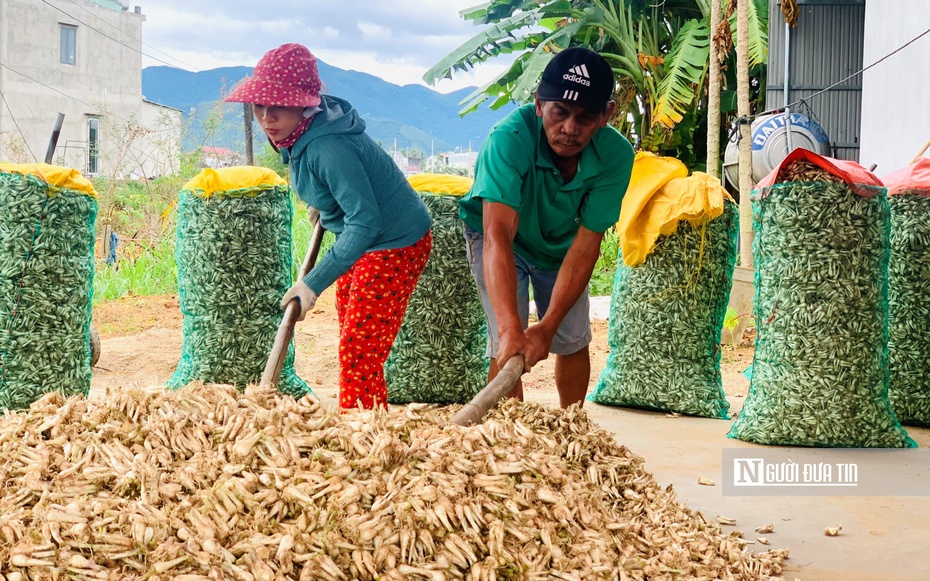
left=280, top=281, right=318, bottom=321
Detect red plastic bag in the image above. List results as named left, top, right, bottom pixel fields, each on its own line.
left=883, top=157, right=930, bottom=197
left=756, top=148, right=883, bottom=197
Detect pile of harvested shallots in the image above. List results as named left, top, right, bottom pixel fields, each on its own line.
left=0, top=384, right=787, bottom=580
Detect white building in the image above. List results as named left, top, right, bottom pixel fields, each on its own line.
left=859, top=0, right=930, bottom=176
left=200, top=146, right=244, bottom=169
left=0, top=0, right=181, bottom=178
left=764, top=0, right=929, bottom=175
left=445, top=151, right=478, bottom=176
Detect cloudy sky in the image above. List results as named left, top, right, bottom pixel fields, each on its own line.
left=137, top=0, right=517, bottom=93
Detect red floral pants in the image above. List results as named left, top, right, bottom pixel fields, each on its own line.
left=335, top=231, right=432, bottom=409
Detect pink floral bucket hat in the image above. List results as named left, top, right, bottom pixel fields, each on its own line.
left=226, top=43, right=322, bottom=108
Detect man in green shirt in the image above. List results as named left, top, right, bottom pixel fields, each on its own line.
left=460, top=47, right=634, bottom=408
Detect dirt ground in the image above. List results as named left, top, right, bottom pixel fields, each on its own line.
left=90, top=293, right=755, bottom=404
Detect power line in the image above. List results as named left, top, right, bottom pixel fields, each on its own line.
left=0, top=90, right=38, bottom=162
left=1, top=62, right=129, bottom=125
left=0, top=62, right=177, bottom=135
left=0, top=63, right=180, bottom=169
left=754, top=26, right=930, bottom=120
left=0, top=3, right=235, bottom=174
left=42, top=0, right=228, bottom=81
left=62, top=0, right=224, bottom=76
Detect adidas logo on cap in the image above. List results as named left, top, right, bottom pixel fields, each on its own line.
left=562, top=64, right=591, bottom=86
left=537, top=47, right=613, bottom=112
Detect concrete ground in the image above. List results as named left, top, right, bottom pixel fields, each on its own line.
left=586, top=293, right=930, bottom=580
left=575, top=398, right=930, bottom=581
left=530, top=296, right=930, bottom=580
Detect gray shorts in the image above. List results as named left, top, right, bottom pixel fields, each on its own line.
left=464, top=225, right=591, bottom=358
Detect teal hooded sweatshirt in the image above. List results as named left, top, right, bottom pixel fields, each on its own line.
left=282, top=95, right=431, bottom=294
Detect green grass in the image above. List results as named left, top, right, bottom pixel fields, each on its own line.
left=591, top=229, right=621, bottom=297
left=723, top=306, right=755, bottom=331
left=290, top=196, right=335, bottom=282
left=94, top=176, right=185, bottom=236
left=92, top=182, right=334, bottom=303
left=94, top=236, right=178, bottom=302
left=92, top=177, right=182, bottom=303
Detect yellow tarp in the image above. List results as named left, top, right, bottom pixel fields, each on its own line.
left=617, top=152, right=732, bottom=266
left=0, top=162, right=97, bottom=197
left=408, top=173, right=473, bottom=197
left=183, top=166, right=286, bottom=197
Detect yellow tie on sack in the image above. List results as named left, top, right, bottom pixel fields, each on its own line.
left=0, top=162, right=98, bottom=197
left=616, top=152, right=732, bottom=267
left=183, top=166, right=287, bottom=197
left=407, top=173, right=474, bottom=197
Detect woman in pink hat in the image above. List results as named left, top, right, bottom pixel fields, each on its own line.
left=227, top=43, right=432, bottom=410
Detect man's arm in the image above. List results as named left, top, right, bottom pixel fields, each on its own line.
left=524, top=225, right=605, bottom=367
left=482, top=200, right=528, bottom=366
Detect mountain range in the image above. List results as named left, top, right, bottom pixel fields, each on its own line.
left=141, top=61, right=515, bottom=157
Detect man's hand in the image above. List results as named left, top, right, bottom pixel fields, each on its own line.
left=280, top=280, right=318, bottom=321
left=496, top=326, right=529, bottom=370
left=523, top=324, right=556, bottom=369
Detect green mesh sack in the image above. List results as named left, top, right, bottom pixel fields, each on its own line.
left=729, top=161, right=914, bottom=447
left=589, top=200, right=737, bottom=418
left=167, top=168, right=311, bottom=398
left=0, top=165, right=97, bottom=409
left=385, top=183, right=488, bottom=404
left=887, top=190, right=930, bottom=427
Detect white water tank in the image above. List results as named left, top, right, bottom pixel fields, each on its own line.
left=723, top=111, right=831, bottom=188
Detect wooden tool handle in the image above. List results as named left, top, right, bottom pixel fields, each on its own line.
left=260, top=218, right=326, bottom=388
left=450, top=355, right=525, bottom=426
left=910, top=138, right=930, bottom=165
left=260, top=302, right=301, bottom=388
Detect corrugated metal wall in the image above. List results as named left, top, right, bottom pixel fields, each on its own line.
left=766, top=1, right=865, bottom=161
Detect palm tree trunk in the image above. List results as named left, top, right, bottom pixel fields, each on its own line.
left=736, top=0, right=753, bottom=268
left=706, top=0, right=723, bottom=178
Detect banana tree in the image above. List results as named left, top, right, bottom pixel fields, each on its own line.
left=423, top=0, right=768, bottom=170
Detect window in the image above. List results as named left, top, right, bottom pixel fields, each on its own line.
left=87, top=117, right=99, bottom=175
left=60, top=25, right=76, bottom=65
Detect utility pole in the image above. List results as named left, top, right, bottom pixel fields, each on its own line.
left=243, top=103, right=254, bottom=166
left=736, top=0, right=753, bottom=268
left=45, top=113, right=65, bottom=164
left=706, top=0, right=723, bottom=178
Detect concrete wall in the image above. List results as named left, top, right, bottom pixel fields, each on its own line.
left=0, top=0, right=180, bottom=177
left=860, top=1, right=930, bottom=176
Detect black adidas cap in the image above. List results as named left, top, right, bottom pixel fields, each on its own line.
left=536, top=47, right=615, bottom=114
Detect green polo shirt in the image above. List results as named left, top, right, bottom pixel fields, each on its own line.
left=459, top=104, right=634, bottom=270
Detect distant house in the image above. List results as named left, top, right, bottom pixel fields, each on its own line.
left=424, top=155, right=444, bottom=172
left=444, top=151, right=479, bottom=177
left=0, top=0, right=181, bottom=178
left=387, top=149, right=422, bottom=176
left=389, top=150, right=408, bottom=168
left=200, top=146, right=244, bottom=168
